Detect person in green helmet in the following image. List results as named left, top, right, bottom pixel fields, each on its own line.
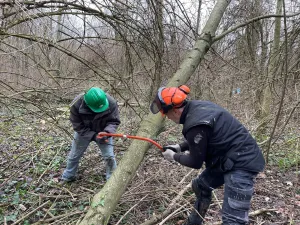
left=61, top=87, right=121, bottom=182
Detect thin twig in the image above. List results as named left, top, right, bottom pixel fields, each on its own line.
left=179, top=169, right=194, bottom=184
left=250, top=208, right=277, bottom=216
left=213, top=12, right=300, bottom=42
left=140, top=182, right=192, bottom=225
left=123, top=189, right=169, bottom=197
left=159, top=204, right=188, bottom=225
left=80, top=186, right=96, bottom=194
left=37, top=143, right=62, bottom=182
left=28, top=192, right=79, bottom=199
left=40, top=210, right=88, bottom=223
left=115, top=195, right=148, bottom=225
left=11, top=200, right=50, bottom=225
left=212, top=190, right=222, bottom=209
left=42, top=208, right=55, bottom=218
left=212, top=208, right=278, bottom=225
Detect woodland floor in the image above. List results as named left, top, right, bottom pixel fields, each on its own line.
left=0, top=108, right=299, bottom=225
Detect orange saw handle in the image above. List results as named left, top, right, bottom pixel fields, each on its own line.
left=97, top=133, right=163, bottom=151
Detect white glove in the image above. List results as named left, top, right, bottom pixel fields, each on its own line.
left=163, top=144, right=181, bottom=153
left=162, top=149, right=176, bottom=162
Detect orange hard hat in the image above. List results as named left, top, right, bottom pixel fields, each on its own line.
left=150, top=85, right=190, bottom=114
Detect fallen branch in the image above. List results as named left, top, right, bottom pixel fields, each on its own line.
left=43, top=208, right=55, bottom=218
left=11, top=200, right=50, bottom=225
left=40, top=210, right=88, bottom=223
left=115, top=195, right=148, bottom=225
left=28, top=192, right=79, bottom=199
left=122, top=189, right=169, bottom=197
left=212, top=208, right=277, bottom=225
left=80, top=186, right=96, bottom=194
left=140, top=171, right=193, bottom=225
left=159, top=204, right=189, bottom=225
left=179, top=169, right=195, bottom=184
left=212, top=191, right=222, bottom=209
left=250, top=208, right=277, bottom=216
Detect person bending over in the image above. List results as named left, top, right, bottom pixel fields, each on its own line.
left=61, top=87, right=120, bottom=183
left=150, top=85, right=265, bottom=225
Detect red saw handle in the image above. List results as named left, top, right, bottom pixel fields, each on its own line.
left=97, top=133, right=163, bottom=151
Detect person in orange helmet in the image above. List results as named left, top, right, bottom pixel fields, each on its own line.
left=150, top=85, right=265, bottom=225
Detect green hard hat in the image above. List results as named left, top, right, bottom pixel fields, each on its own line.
left=84, top=87, right=109, bottom=113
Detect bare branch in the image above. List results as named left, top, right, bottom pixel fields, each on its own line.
left=213, top=12, right=300, bottom=42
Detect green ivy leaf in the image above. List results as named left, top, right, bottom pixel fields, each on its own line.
left=6, top=213, right=18, bottom=222
left=99, top=199, right=105, bottom=206
left=23, top=220, right=30, bottom=225
left=91, top=195, right=105, bottom=208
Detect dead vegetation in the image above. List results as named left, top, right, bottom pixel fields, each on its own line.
left=0, top=104, right=299, bottom=225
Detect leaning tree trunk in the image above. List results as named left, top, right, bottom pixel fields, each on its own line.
left=79, top=1, right=231, bottom=224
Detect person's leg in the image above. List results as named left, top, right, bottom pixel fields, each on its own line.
left=185, top=169, right=225, bottom=225
left=61, top=132, right=90, bottom=181
left=96, top=137, right=117, bottom=180
left=222, top=170, right=257, bottom=225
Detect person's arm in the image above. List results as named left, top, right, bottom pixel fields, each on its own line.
left=69, top=104, right=96, bottom=140
left=179, top=141, right=189, bottom=151
left=103, top=102, right=121, bottom=134
left=173, top=125, right=212, bottom=169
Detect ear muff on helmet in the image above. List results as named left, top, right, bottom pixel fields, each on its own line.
left=150, top=85, right=190, bottom=114
left=170, top=85, right=190, bottom=107
left=178, top=85, right=190, bottom=95
left=171, top=88, right=187, bottom=105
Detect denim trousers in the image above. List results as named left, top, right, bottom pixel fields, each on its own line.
left=188, top=168, right=257, bottom=225
left=62, top=132, right=117, bottom=181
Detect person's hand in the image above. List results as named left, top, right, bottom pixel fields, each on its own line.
left=163, top=144, right=181, bottom=153
left=94, top=132, right=109, bottom=144
left=162, top=149, right=176, bottom=162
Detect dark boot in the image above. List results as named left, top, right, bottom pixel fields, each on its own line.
left=185, top=197, right=211, bottom=225
left=184, top=178, right=212, bottom=225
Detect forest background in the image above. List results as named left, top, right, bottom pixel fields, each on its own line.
left=0, top=0, right=299, bottom=224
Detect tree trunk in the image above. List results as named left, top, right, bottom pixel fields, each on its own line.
left=150, top=0, right=164, bottom=99
left=55, top=14, right=62, bottom=77
left=79, top=1, right=231, bottom=224
left=196, top=0, right=202, bottom=36
left=258, top=0, right=282, bottom=135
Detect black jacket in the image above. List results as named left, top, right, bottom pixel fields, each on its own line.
left=69, top=93, right=121, bottom=141
left=181, top=100, right=265, bottom=173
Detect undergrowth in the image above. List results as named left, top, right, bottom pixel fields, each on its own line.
left=0, top=105, right=299, bottom=225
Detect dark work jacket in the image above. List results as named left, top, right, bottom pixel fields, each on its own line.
left=181, top=100, right=265, bottom=173
left=69, top=93, right=121, bottom=141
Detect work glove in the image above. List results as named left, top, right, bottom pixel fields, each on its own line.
left=162, top=149, right=176, bottom=162
left=94, top=132, right=109, bottom=145
left=163, top=144, right=181, bottom=153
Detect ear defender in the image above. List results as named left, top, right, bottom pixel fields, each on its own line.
left=156, top=85, right=190, bottom=113
left=172, top=85, right=190, bottom=106
left=178, top=85, right=190, bottom=94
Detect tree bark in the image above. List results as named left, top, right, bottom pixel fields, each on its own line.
left=195, top=0, right=202, bottom=36
left=79, top=1, right=231, bottom=224
left=150, top=0, right=164, bottom=99
left=258, top=0, right=283, bottom=135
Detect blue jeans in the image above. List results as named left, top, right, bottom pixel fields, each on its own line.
left=62, top=132, right=117, bottom=181
left=187, top=169, right=257, bottom=225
